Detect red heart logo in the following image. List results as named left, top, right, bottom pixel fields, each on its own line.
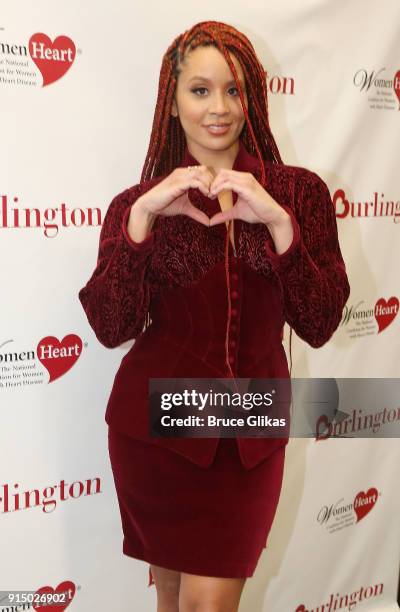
left=333, top=189, right=350, bottom=218
left=33, top=580, right=76, bottom=611
left=374, top=296, right=399, bottom=333
left=315, top=414, right=332, bottom=441
left=37, top=334, right=82, bottom=382
left=29, top=33, right=76, bottom=86
left=353, top=487, right=378, bottom=522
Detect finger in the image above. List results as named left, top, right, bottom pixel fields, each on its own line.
left=186, top=166, right=215, bottom=195
left=189, top=165, right=217, bottom=195
left=209, top=178, right=232, bottom=195
left=188, top=178, right=217, bottom=198
left=209, top=168, right=235, bottom=190
left=191, top=178, right=209, bottom=198
left=209, top=209, right=236, bottom=226
left=198, top=167, right=217, bottom=193
left=210, top=174, right=248, bottom=197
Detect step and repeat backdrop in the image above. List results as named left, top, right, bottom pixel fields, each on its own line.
left=1, top=1, right=399, bottom=611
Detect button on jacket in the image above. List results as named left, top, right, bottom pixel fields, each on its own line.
left=78, top=141, right=350, bottom=469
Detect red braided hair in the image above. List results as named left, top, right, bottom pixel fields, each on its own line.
left=140, top=20, right=294, bottom=378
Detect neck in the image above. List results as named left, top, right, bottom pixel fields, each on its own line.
left=186, top=139, right=240, bottom=172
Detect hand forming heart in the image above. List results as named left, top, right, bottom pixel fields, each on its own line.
left=207, top=168, right=289, bottom=228
left=131, top=165, right=292, bottom=243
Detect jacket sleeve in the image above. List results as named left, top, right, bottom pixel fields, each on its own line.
left=78, top=186, right=156, bottom=348
left=255, top=170, right=350, bottom=348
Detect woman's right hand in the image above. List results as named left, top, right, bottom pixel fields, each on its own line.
left=133, top=165, right=216, bottom=227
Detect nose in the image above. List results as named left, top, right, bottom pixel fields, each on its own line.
left=208, top=91, right=230, bottom=115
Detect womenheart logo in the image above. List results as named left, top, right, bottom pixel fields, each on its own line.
left=28, top=33, right=76, bottom=86
left=37, top=334, right=82, bottom=382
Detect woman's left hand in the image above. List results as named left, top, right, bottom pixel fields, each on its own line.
left=208, top=169, right=289, bottom=228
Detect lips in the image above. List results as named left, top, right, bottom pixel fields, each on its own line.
left=204, top=124, right=231, bottom=135
left=204, top=123, right=231, bottom=128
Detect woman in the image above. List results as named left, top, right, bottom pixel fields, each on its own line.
left=78, top=20, right=350, bottom=612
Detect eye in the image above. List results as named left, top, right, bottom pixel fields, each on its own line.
left=190, top=86, right=243, bottom=97
left=191, top=87, right=208, bottom=96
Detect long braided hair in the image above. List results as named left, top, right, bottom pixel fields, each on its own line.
left=140, top=20, right=294, bottom=377
left=140, top=20, right=283, bottom=184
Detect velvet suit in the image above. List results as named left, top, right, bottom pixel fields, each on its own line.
left=78, top=140, right=350, bottom=581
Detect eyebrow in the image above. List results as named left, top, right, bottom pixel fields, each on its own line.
left=188, top=76, right=245, bottom=87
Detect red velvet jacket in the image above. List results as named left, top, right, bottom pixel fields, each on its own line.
left=78, top=140, right=350, bottom=469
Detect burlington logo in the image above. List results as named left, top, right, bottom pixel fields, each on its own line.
left=28, top=33, right=76, bottom=86
left=295, top=581, right=384, bottom=611
left=315, top=404, right=400, bottom=441
left=0, top=193, right=102, bottom=237
left=0, top=477, right=101, bottom=514
left=333, top=188, right=400, bottom=223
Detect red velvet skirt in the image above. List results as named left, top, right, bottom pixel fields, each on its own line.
left=107, top=426, right=286, bottom=587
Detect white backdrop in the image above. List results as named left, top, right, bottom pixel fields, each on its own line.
left=1, top=1, right=399, bottom=610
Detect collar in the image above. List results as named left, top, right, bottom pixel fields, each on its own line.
left=180, top=139, right=261, bottom=175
